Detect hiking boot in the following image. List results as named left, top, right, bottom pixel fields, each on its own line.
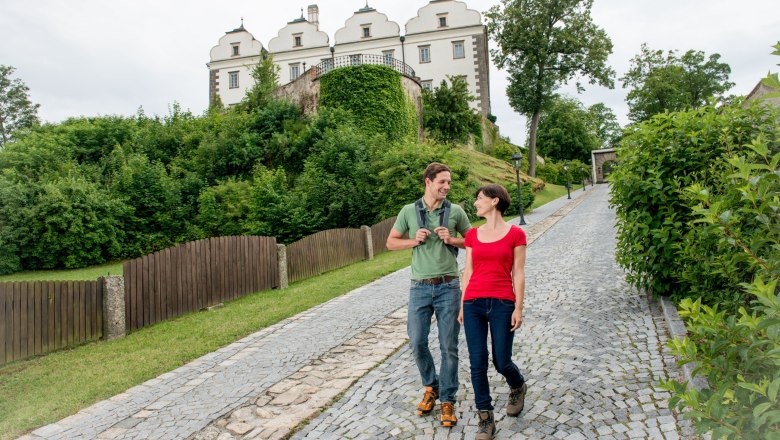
left=416, top=386, right=438, bottom=415
left=507, top=382, right=527, bottom=416
left=476, top=410, right=495, bottom=439
left=440, top=402, right=458, bottom=427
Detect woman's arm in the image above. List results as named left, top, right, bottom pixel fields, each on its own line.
left=510, top=245, right=526, bottom=331
left=457, top=247, right=473, bottom=325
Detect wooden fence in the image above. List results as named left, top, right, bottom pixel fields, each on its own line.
left=123, top=236, right=278, bottom=332
left=0, top=280, right=104, bottom=365
left=287, top=228, right=367, bottom=283
left=1, top=217, right=398, bottom=365
left=370, top=216, right=396, bottom=256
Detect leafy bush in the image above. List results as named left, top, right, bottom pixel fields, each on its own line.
left=422, top=76, right=481, bottom=146
left=610, top=103, right=776, bottom=298
left=536, top=159, right=589, bottom=186
left=319, top=65, right=416, bottom=142
left=23, top=176, right=128, bottom=269
left=662, top=141, right=779, bottom=438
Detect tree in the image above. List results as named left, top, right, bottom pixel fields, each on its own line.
left=240, top=52, right=279, bottom=111
left=0, top=65, right=40, bottom=148
left=422, top=75, right=481, bottom=145
left=535, top=95, right=598, bottom=163
left=621, top=44, right=734, bottom=122
left=485, top=0, right=615, bottom=177
left=585, top=103, right=622, bottom=148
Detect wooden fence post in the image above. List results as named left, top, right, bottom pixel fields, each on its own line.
left=277, top=244, right=289, bottom=289
left=362, top=225, right=374, bottom=260
left=102, top=276, right=126, bottom=340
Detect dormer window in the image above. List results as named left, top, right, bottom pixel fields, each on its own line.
left=438, top=15, right=448, bottom=28
left=293, top=34, right=302, bottom=47
left=231, top=44, right=240, bottom=56
left=362, top=25, right=371, bottom=38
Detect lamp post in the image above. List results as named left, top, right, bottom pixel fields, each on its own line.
left=564, top=160, right=571, bottom=199
left=581, top=165, right=586, bottom=191
left=511, top=152, right=527, bottom=225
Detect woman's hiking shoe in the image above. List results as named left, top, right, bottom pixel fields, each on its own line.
left=476, top=410, right=495, bottom=439
left=506, top=382, right=527, bottom=416
left=440, top=402, right=458, bottom=427
left=416, top=386, right=438, bottom=415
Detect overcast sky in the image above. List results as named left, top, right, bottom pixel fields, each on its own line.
left=1, top=0, right=777, bottom=145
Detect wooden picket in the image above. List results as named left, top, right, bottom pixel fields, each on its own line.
left=122, top=236, right=278, bottom=332
left=0, top=280, right=103, bottom=365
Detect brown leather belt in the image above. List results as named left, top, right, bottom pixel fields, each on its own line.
left=416, top=275, right=458, bottom=285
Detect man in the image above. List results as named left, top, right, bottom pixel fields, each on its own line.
left=386, top=162, right=471, bottom=427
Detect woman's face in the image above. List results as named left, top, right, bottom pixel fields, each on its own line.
left=473, top=191, right=496, bottom=218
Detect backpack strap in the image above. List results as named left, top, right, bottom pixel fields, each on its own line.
left=439, top=200, right=458, bottom=259
left=439, top=199, right=451, bottom=230
left=415, top=198, right=427, bottom=230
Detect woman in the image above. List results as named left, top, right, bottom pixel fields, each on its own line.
left=458, top=184, right=527, bottom=440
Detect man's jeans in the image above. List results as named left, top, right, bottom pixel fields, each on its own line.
left=408, top=278, right=461, bottom=404
left=463, top=297, right=525, bottom=411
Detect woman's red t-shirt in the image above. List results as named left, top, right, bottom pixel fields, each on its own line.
left=463, top=225, right=527, bottom=302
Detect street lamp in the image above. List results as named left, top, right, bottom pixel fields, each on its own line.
left=564, top=160, right=571, bottom=199
left=511, top=152, right=527, bottom=225
left=581, top=165, right=587, bottom=191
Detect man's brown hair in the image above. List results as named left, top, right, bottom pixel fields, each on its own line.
left=423, top=162, right=451, bottom=184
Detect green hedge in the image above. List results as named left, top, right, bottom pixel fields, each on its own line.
left=610, top=101, right=780, bottom=438
left=319, top=65, right=416, bottom=142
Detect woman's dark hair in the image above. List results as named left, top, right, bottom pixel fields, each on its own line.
left=475, top=184, right=511, bottom=215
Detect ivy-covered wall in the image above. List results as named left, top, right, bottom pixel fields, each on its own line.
left=319, top=65, right=417, bottom=142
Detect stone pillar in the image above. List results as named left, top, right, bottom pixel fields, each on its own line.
left=362, top=225, right=374, bottom=260
left=102, top=276, right=126, bottom=340
left=277, top=244, right=289, bottom=289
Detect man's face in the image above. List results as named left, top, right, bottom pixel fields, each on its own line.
left=425, top=171, right=451, bottom=201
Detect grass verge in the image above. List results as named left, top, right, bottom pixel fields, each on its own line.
left=0, top=249, right=411, bottom=439
left=0, top=261, right=124, bottom=282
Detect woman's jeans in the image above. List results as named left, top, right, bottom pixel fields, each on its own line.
left=463, top=297, right=525, bottom=411
left=408, top=278, right=461, bottom=404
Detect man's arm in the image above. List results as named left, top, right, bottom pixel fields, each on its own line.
left=387, top=228, right=430, bottom=251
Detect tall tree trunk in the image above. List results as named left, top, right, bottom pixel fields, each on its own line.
left=527, top=110, right=541, bottom=177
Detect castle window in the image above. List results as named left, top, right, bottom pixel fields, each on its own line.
left=382, top=50, right=394, bottom=66
left=362, top=25, right=371, bottom=38
left=228, top=71, right=239, bottom=89
left=419, top=46, right=431, bottom=63
left=422, top=80, right=433, bottom=91
left=452, top=41, right=465, bottom=59
left=290, top=63, right=300, bottom=80
left=231, top=44, right=240, bottom=56
left=438, top=15, right=448, bottom=28
left=293, top=34, right=302, bottom=47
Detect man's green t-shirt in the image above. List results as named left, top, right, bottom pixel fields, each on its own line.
left=392, top=200, right=471, bottom=280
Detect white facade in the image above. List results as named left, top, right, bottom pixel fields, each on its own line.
left=207, top=0, right=491, bottom=115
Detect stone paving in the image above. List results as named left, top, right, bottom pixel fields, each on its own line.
left=289, top=185, right=689, bottom=440
left=22, top=185, right=693, bottom=440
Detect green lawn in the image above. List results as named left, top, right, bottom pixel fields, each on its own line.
left=0, top=188, right=574, bottom=439
left=0, top=261, right=124, bottom=282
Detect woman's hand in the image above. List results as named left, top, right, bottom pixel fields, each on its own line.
left=510, top=307, right=523, bottom=331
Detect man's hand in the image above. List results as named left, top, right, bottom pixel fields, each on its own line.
left=415, top=228, right=431, bottom=245
left=434, top=226, right=451, bottom=244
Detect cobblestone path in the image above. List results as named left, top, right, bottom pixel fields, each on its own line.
left=22, top=185, right=690, bottom=440
left=290, top=185, right=686, bottom=440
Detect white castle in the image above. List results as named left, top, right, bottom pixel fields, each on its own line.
left=207, top=0, right=491, bottom=116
